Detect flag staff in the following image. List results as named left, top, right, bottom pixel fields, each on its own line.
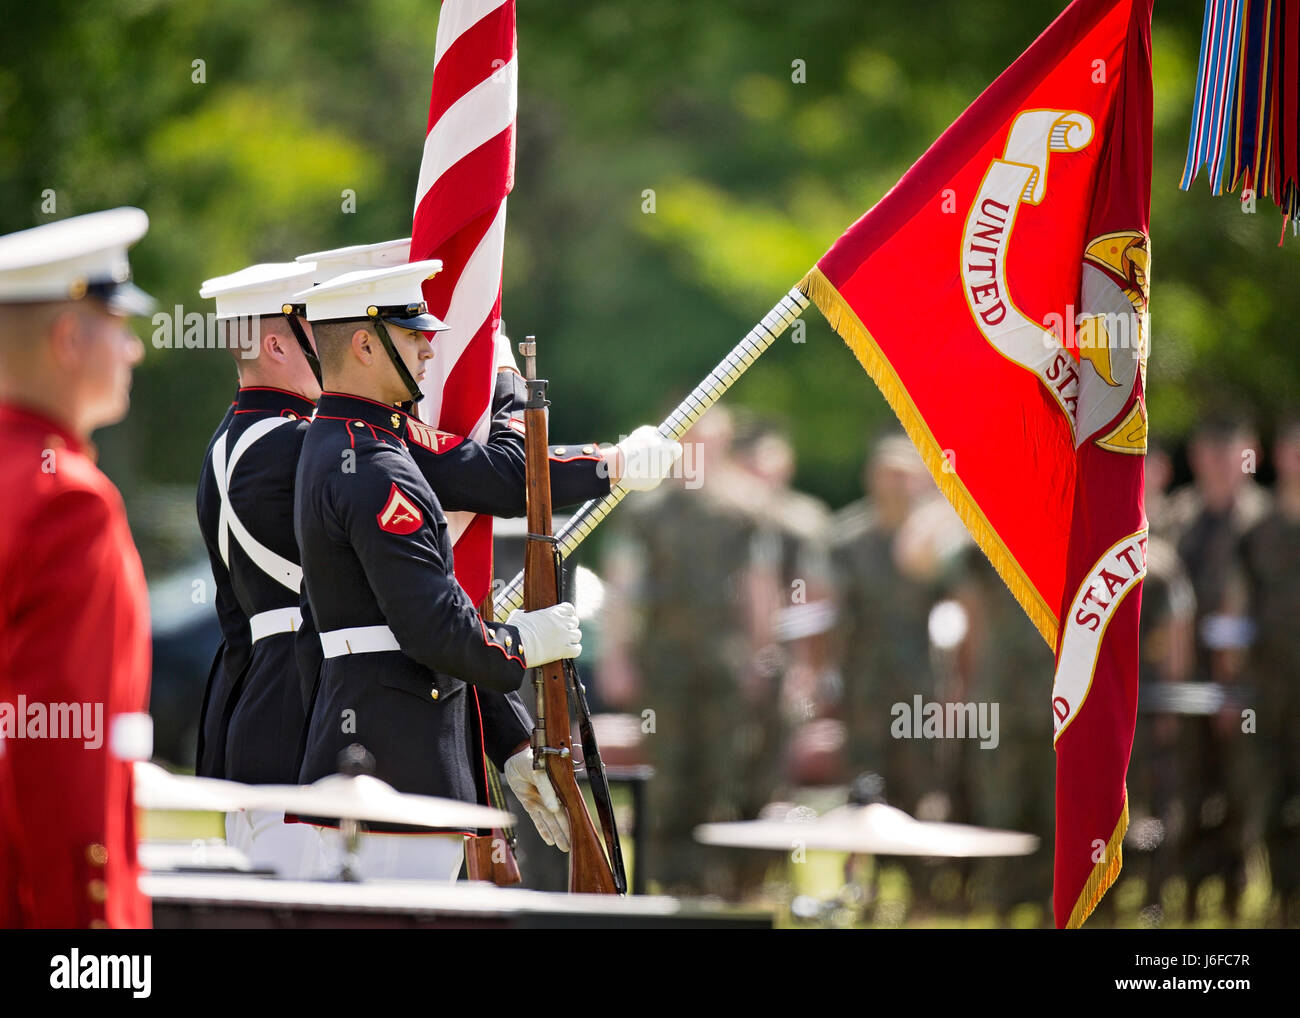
left=493, top=284, right=810, bottom=617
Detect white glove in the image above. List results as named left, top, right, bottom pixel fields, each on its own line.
left=615, top=425, right=683, bottom=492
left=504, top=747, right=571, bottom=852
left=506, top=602, right=581, bottom=667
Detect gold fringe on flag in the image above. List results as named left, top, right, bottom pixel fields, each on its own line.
left=1066, top=794, right=1128, bottom=930
left=799, top=266, right=1059, bottom=649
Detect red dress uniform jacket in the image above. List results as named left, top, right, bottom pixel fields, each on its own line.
left=0, top=403, right=151, bottom=928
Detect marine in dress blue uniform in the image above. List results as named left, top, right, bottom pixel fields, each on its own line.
left=296, top=387, right=534, bottom=800
left=191, top=262, right=327, bottom=876
left=194, top=262, right=320, bottom=786
left=291, top=261, right=591, bottom=873
left=196, top=247, right=616, bottom=791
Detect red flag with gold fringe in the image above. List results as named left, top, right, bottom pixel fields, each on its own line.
left=800, top=0, right=1152, bottom=927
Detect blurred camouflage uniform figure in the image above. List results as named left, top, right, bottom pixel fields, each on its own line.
left=1238, top=417, right=1300, bottom=924
left=1121, top=439, right=1197, bottom=917
left=950, top=547, right=1056, bottom=918
left=1128, top=537, right=1197, bottom=918
left=831, top=436, right=980, bottom=911
left=830, top=436, right=941, bottom=819
left=1163, top=414, right=1270, bottom=920
left=599, top=406, right=786, bottom=898
left=731, top=419, right=835, bottom=797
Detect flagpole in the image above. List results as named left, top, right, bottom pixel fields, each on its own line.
left=494, top=284, right=810, bottom=618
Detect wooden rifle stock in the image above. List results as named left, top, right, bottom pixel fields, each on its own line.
left=519, top=337, right=618, bottom=895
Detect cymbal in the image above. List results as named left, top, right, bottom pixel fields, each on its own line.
left=1139, top=680, right=1249, bottom=716
left=695, top=802, right=1038, bottom=858
left=249, top=774, right=514, bottom=830
left=133, top=761, right=264, bottom=812
left=134, top=763, right=514, bottom=830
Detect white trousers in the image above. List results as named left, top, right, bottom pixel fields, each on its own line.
left=314, top=828, right=465, bottom=881
left=225, top=809, right=325, bottom=879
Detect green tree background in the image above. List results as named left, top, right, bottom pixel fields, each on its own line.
left=1, top=0, right=1294, bottom=572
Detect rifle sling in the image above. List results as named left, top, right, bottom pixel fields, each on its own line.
left=567, top=657, right=628, bottom=895
left=550, top=543, right=627, bottom=894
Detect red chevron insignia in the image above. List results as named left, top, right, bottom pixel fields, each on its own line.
left=377, top=483, right=423, bottom=535
left=406, top=417, right=465, bottom=455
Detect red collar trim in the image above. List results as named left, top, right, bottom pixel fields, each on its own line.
left=235, top=386, right=317, bottom=417
left=319, top=390, right=409, bottom=416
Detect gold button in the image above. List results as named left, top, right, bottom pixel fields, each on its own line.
left=88, top=919, right=109, bottom=930
left=86, top=843, right=108, bottom=866
left=582, top=445, right=594, bottom=455
left=87, top=879, right=108, bottom=904
left=430, top=688, right=439, bottom=701
left=555, top=447, right=566, bottom=455
left=352, top=420, right=365, bottom=429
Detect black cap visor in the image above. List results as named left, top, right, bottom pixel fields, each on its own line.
left=384, top=310, right=448, bottom=333
left=93, top=279, right=156, bottom=317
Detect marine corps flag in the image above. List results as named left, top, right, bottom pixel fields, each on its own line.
left=800, top=0, right=1152, bottom=927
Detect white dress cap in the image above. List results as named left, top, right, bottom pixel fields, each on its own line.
left=0, top=207, right=154, bottom=315
left=296, top=238, right=412, bottom=285
left=199, top=261, right=318, bottom=320
left=293, top=259, right=447, bottom=332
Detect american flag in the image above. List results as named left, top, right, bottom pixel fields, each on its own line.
left=411, top=0, right=517, bottom=607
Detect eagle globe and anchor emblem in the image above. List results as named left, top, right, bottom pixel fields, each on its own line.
left=960, top=108, right=1149, bottom=455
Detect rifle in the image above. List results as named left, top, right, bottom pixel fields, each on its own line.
left=520, top=336, right=626, bottom=895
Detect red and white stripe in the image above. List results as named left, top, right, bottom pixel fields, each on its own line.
left=411, top=0, right=516, bottom=606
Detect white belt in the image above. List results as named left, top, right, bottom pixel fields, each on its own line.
left=249, top=607, right=303, bottom=643
left=320, top=625, right=401, bottom=658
